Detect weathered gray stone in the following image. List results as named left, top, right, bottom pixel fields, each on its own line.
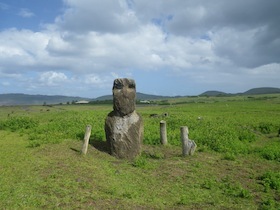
left=105, top=110, right=143, bottom=159
left=186, top=139, right=197, bottom=155
left=105, top=78, right=143, bottom=159
left=113, top=78, right=136, bottom=116
left=180, top=126, right=197, bottom=156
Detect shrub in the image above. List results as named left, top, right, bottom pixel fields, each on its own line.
left=258, top=122, right=273, bottom=134
left=260, top=198, right=276, bottom=210
left=259, top=171, right=280, bottom=191
left=259, top=142, right=280, bottom=162
left=237, top=127, right=256, bottom=142
left=132, top=156, right=148, bottom=168
left=222, top=152, right=236, bottom=161
left=177, top=195, right=188, bottom=205
left=201, top=179, right=217, bottom=190
left=221, top=178, right=252, bottom=198
left=27, top=140, right=41, bottom=148
left=0, top=116, right=38, bottom=131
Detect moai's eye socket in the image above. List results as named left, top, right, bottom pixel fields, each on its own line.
left=114, top=80, right=123, bottom=89
left=128, top=83, right=135, bottom=89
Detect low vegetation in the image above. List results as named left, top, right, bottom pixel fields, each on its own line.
left=0, top=94, right=279, bottom=209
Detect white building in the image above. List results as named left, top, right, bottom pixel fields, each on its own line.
left=75, top=100, right=90, bottom=104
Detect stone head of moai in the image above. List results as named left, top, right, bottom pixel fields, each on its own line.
left=113, top=78, right=136, bottom=116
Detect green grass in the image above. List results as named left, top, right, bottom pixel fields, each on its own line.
left=0, top=95, right=280, bottom=209
left=0, top=132, right=261, bottom=209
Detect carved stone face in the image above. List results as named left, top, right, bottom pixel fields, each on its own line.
left=113, top=78, right=136, bottom=116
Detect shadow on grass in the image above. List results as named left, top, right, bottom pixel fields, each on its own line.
left=89, top=138, right=109, bottom=154
left=70, top=147, right=80, bottom=153
left=70, top=137, right=109, bottom=155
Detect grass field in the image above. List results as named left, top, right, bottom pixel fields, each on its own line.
left=0, top=94, right=279, bottom=209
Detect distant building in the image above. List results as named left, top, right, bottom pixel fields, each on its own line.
left=139, top=100, right=150, bottom=104
left=75, top=100, right=90, bottom=104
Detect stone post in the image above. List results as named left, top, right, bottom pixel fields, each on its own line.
left=82, top=125, right=92, bottom=155
left=180, top=126, right=197, bottom=156
left=160, top=120, right=167, bottom=145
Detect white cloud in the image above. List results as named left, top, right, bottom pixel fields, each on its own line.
left=83, top=73, right=117, bottom=91
left=0, top=29, right=50, bottom=72
left=249, top=63, right=280, bottom=77
left=84, top=74, right=103, bottom=85
left=1, top=81, right=10, bottom=86
left=211, top=27, right=280, bottom=68
left=133, top=0, right=280, bottom=68
left=0, top=0, right=279, bottom=97
left=46, top=35, right=77, bottom=55
left=18, top=8, right=35, bottom=18
left=39, top=71, right=68, bottom=86
left=56, top=0, right=139, bottom=33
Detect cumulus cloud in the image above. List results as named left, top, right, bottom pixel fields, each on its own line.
left=132, top=0, right=280, bottom=68
left=54, top=0, right=280, bottom=69
left=0, top=29, right=49, bottom=72
left=1, top=81, right=10, bottom=86
left=56, top=0, right=139, bottom=33
left=0, top=0, right=279, bottom=96
left=39, top=71, right=68, bottom=86
left=18, top=8, right=35, bottom=18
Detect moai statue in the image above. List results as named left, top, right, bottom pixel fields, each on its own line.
left=105, top=78, right=144, bottom=159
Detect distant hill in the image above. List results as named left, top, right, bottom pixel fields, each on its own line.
left=94, top=92, right=170, bottom=101
left=200, top=87, right=280, bottom=96
left=0, top=92, right=170, bottom=106
left=0, top=94, right=90, bottom=106
left=1, top=87, right=279, bottom=105
left=199, top=90, right=228, bottom=96
left=93, top=94, right=112, bottom=101
left=242, top=87, right=280, bottom=95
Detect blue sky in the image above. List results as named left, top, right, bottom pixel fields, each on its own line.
left=0, top=0, right=63, bottom=30
left=0, top=0, right=279, bottom=98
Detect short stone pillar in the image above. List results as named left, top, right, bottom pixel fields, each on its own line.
left=81, top=125, right=92, bottom=155
left=160, top=120, right=167, bottom=145
left=180, top=126, right=197, bottom=156
left=105, top=78, right=144, bottom=159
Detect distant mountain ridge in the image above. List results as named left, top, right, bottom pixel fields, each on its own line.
left=200, top=87, right=280, bottom=96
left=0, top=93, right=89, bottom=106
left=94, top=92, right=171, bottom=101
left=199, top=90, right=227, bottom=96
left=1, top=87, right=279, bottom=105
left=243, top=87, right=280, bottom=95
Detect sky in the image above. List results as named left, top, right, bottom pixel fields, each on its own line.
left=0, top=0, right=279, bottom=98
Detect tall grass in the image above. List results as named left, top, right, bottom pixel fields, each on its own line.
left=0, top=96, right=280, bottom=209
left=0, top=99, right=279, bottom=158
